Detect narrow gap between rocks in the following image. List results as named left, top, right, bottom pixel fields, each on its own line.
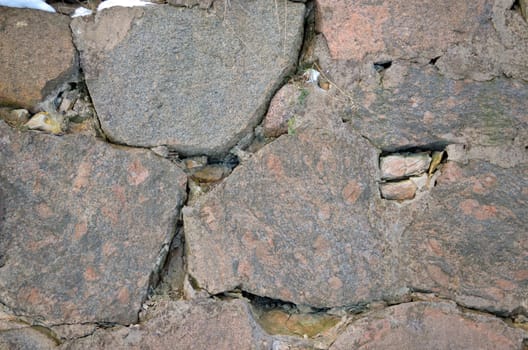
left=511, top=0, right=521, bottom=11
left=429, top=56, right=441, bottom=65
left=373, top=60, right=392, bottom=72
left=211, top=287, right=528, bottom=341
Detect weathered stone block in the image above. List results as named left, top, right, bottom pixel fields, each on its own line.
left=0, top=9, right=78, bottom=111
left=71, top=2, right=305, bottom=156
left=0, top=122, right=187, bottom=325
left=380, top=153, right=431, bottom=180
left=380, top=180, right=417, bottom=200
left=330, top=301, right=528, bottom=350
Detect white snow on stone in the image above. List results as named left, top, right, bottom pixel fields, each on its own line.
left=97, top=0, right=153, bottom=11
left=0, top=0, right=55, bottom=12
left=72, top=6, right=93, bottom=17
left=304, top=68, right=320, bottom=84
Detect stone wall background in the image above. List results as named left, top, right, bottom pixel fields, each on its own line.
left=0, top=0, right=527, bottom=348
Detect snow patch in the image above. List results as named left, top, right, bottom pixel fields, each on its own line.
left=72, top=6, right=93, bottom=17
left=97, top=0, right=153, bottom=11
left=0, top=0, right=55, bottom=12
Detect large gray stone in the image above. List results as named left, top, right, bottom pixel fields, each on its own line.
left=71, top=1, right=305, bottom=156
left=0, top=121, right=187, bottom=325
left=330, top=301, right=528, bottom=350
left=0, top=8, right=78, bottom=111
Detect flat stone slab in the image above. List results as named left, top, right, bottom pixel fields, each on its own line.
left=312, top=0, right=528, bottom=156
left=330, top=301, right=528, bottom=350
left=71, top=1, right=305, bottom=156
left=60, top=299, right=309, bottom=350
left=402, top=160, right=528, bottom=315
left=0, top=8, right=78, bottom=111
left=315, top=0, right=528, bottom=80
left=343, top=64, right=528, bottom=153
left=184, top=121, right=401, bottom=308
left=0, top=122, right=187, bottom=325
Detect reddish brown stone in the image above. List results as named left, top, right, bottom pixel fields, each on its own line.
left=184, top=85, right=527, bottom=316
left=0, top=9, right=78, bottom=110
left=0, top=122, right=187, bottom=325
left=401, top=160, right=528, bottom=314
left=263, top=84, right=303, bottom=138
left=61, top=299, right=312, bottom=350
left=330, top=301, right=528, bottom=350
left=380, top=180, right=417, bottom=201
left=184, top=117, right=402, bottom=308
left=315, top=0, right=488, bottom=62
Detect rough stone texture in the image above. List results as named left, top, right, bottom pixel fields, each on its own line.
left=184, top=101, right=405, bottom=307
left=71, top=2, right=305, bottom=156
left=402, top=160, right=528, bottom=315
left=185, top=85, right=527, bottom=315
left=379, top=180, right=417, bottom=201
left=315, top=0, right=488, bottom=62
left=0, top=9, right=78, bottom=111
left=330, top=301, right=528, bottom=350
left=263, top=83, right=304, bottom=138
left=380, top=153, right=431, bottom=180
left=0, top=328, right=57, bottom=350
left=436, top=0, right=528, bottom=81
left=315, top=0, right=528, bottom=80
left=343, top=63, right=527, bottom=154
left=0, top=121, right=187, bottom=325
left=61, top=299, right=311, bottom=350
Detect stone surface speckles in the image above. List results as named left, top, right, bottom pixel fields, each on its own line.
left=0, top=122, right=186, bottom=325
left=330, top=301, right=528, bottom=350
left=0, top=9, right=78, bottom=111
left=71, top=2, right=305, bottom=156
left=401, top=160, right=528, bottom=314
left=184, top=119, right=400, bottom=308
left=60, top=299, right=311, bottom=350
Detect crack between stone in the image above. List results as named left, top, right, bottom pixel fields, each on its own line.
left=0, top=294, right=126, bottom=344
left=205, top=285, right=527, bottom=342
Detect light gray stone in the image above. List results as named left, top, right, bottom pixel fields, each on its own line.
left=71, top=1, right=305, bottom=156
